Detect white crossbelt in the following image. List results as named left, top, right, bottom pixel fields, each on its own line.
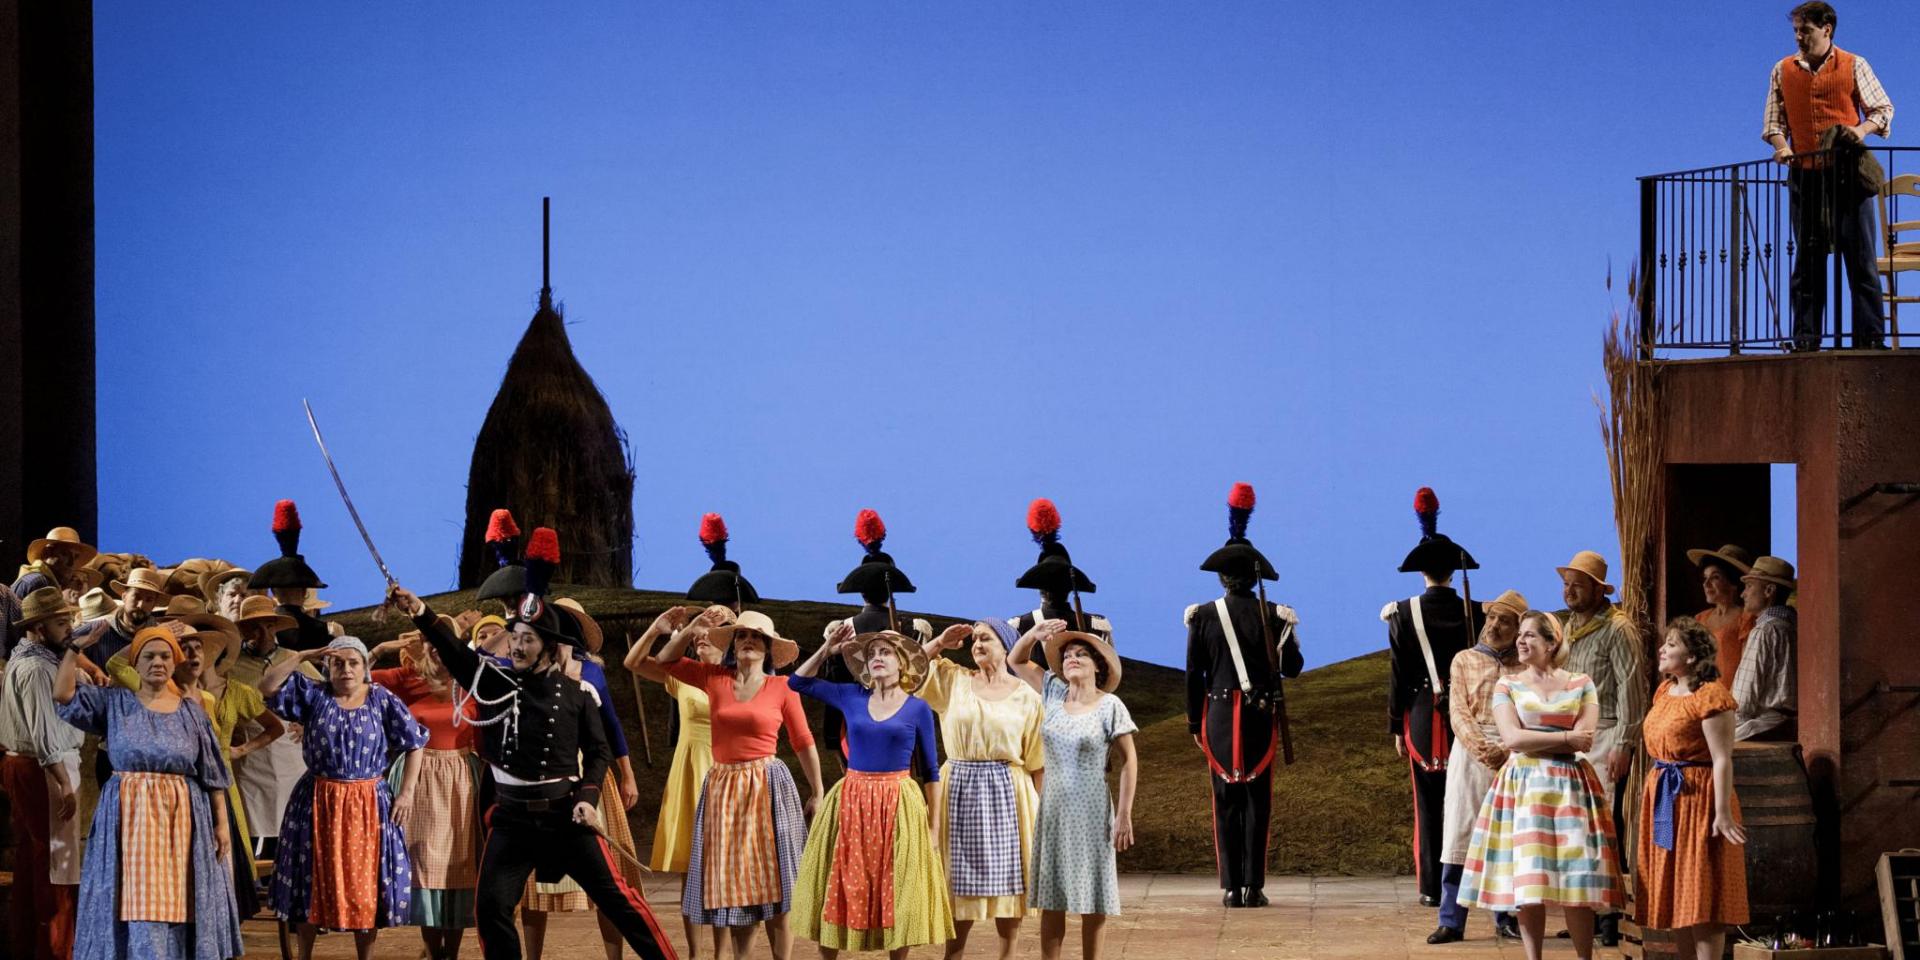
left=1214, top=598, right=1253, bottom=693
left=1407, top=597, right=1445, bottom=695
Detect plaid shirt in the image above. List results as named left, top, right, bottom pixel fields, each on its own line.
left=1733, top=605, right=1796, bottom=741
left=1762, top=47, right=1895, bottom=143
left=1447, top=644, right=1520, bottom=769
left=1557, top=605, right=1649, bottom=752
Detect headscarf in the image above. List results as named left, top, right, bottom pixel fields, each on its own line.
left=128, top=625, right=187, bottom=696
left=324, top=635, right=372, bottom=683
left=466, top=614, right=508, bottom=649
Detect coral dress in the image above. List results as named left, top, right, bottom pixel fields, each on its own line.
left=1635, top=680, right=1748, bottom=929
left=648, top=674, right=713, bottom=873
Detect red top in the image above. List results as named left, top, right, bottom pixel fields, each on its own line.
left=666, top=661, right=815, bottom=764
left=372, top=667, right=476, bottom=750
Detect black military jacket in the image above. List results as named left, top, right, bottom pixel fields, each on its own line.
left=1184, top=593, right=1304, bottom=734
left=1382, top=586, right=1484, bottom=740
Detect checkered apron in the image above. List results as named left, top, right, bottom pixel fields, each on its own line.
left=943, top=760, right=1023, bottom=898
left=682, top=758, right=807, bottom=926
left=117, top=771, right=193, bottom=922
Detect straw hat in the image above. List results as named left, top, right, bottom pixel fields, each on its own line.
left=113, top=567, right=171, bottom=600
left=300, top=594, right=332, bottom=612
left=708, top=610, right=799, bottom=669
left=845, top=630, right=929, bottom=693
left=76, top=587, right=117, bottom=623
left=174, top=614, right=242, bottom=674
left=1555, top=550, right=1616, bottom=594
left=1043, top=629, right=1124, bottom=693
left=199, top=565, right=252, bottom=604
left=1485, top=589, right=1531, bottom=621
left=552, top=598, right=604, bottom=654
left=1741, top=556, right=1797, bottom=594
left=234, top=594, right=296, bottom=635
left=11, top=587, right=76, bottom=629
left=26, top=527, right=97, bottom=566
left=1685, top=543, right=1754, bottom=575
left=158, top=595, right=208, bottom=620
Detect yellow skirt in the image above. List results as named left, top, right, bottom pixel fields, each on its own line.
left=933, top=760, right=1038, bottom=921
left=793, top=771, right=954, bottom=951
left=648, top=728, right=712, bottom=872
left=523, top=770, right=642, bottom=912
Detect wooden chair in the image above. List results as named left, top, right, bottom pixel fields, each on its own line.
left=1876, top=173, right=1920, bottom=347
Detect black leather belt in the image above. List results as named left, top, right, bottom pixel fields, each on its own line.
left=495, top=778, right=574, bottom=812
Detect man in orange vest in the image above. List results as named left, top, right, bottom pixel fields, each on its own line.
left=1761, top=1, right=1894, bottom=351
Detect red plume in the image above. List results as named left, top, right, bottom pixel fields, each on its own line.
left=1027, top=498, right=1061, bottom=543
left=854, top=509, right=886, bottom=548
left=1413, top=487, right=1439, bottom=515
left=272, top=499, right=301, bottom=533
left=486, top=509, right=520, bottom=543
left=525, top=527, right=561, bottom=565
left=699, top=513, right=728, bottom=545
left=1228, top=482, right=1256, bottom=511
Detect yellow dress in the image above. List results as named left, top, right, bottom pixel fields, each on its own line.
left=649, top=676, right=713, bottom=872
left=919, top=659, right=1046, bottom=921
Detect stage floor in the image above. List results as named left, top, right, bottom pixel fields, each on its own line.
left=240, top=874, right=1617, bottom=958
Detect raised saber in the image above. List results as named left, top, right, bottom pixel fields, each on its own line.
left=302, top=399, right=396, bottom=586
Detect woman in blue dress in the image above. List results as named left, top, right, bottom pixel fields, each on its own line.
left=1009, top=618, right=1138, bottom=960
left=260, top=635, right=429, bottom=960
left=54, top=624, right=245, bottom=960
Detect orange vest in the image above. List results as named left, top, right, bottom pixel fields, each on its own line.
left=1778, top=47, right=1862, bottom=156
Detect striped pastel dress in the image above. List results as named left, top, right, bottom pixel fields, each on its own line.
left=1456, top=672, right=1625, bottom=912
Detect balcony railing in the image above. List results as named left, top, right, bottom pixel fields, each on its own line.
left=1636, top=145, right=1918, bottom=356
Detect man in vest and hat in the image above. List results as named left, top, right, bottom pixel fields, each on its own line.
left=1381, top=487, right=1483, bottom=908
left=1733, top=556, right=1799, bottom=742
left=1552, top=549, right=1647, bottom=946
left=1428, top=589, right=1529, bottom=944
left=821, top=509, right=931, bottom=769
left=1, top=588, right=86, bottom=960
left=246, top=500, right=333, bottom=651
left=1763, top=0, right=1894, bottom=351
left=1007, top=498, right=1113, bottom=646
left=1184, top=483, right=1303, bottom=908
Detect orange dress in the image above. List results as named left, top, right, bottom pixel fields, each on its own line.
left=1635, top=680, right=1748, bottom=929
left=1696, top=608, right=1756, bottom=684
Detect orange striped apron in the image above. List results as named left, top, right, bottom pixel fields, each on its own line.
left=822, top=770, right=906, bottom=931
left=702, top=758, right=780, bottom=908
left=309, top=777, right=381, bottom=930
left=118, top=772, right=193, bottom=923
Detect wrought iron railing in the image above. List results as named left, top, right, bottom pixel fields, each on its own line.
left=1637, top=145, right=1918, bottom=356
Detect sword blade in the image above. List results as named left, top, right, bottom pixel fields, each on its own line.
left=302, top=399, right=396, bottom=585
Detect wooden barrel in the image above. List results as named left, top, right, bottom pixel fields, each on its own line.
left=1734, top=741, right=1819, bottom=922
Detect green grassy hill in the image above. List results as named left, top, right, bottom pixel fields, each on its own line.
left=334, top=586, right=1408, bottom=876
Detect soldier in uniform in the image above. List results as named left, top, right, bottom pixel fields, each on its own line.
left=1007, top=498, right=1112, bottom=646
left=245, top=500, right=332, bottom=651
left=821, top=509, right=930, bottom=770
left=1382, top=487, right=1484, bottom=908
left=1184, top=483, right=1303, bottom=908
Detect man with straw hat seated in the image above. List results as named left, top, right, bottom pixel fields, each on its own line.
left=0, top=587, right=85, bottom=960
left=1732, top=557, right=1799, bottom=742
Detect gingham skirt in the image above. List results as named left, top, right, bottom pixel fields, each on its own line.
left=682, top=758, right=807, bottom=927
left=943, top=760, right=1023, bottom=899
left=117, top=772, right=193, bottom=923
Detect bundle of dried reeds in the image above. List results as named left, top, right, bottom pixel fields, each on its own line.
left=1596, top=266, right=1664, bottom=634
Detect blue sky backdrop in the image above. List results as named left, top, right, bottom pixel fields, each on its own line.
left=94, top=2, right=1901, bottom=668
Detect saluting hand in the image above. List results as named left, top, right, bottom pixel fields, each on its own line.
left=935, top=624, right=971, bottom=651
left=826, top=621, right=857, bottom=653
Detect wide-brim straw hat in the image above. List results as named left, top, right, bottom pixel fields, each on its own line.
left=1555, top=550, right=1616, bottom=595
left=11, top=587, right=76, bottom=629
left=158, top=595, right=208, bottom=620
left=174, top=613, right=242, bottom=673
left=234, top=594, right=296, bottom=635
left=1741, top=556, right=1797, bottom=593
left=27, top=527, right=97, bottom=566
left=1485, top=589, right=1531, bottom=621
left=1685, top=543, right=1755, bottom=575
left=709, top=610, right=799, bottom=669
left=552, top=598, right=604, bottom=654
left=845, top=630, right=930, bottom=693
left=76, top=587, right=117, bottom=623
left=112, top=567, right=170, bottom=600
left=1043, top=630, right=1124, bottom=693
left=199, top=566, right=253, bottom=604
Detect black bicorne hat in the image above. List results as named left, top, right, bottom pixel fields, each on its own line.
left=247, top=500, right=329, bottom=590
left=1397, top=487, right=1479, bottom=574
left=686, top=513, right=760, bottom=605
left=509, top=526, right=583, bottom=647
left=1199, top=482, right=1278, bottom=580
left=836, top=509, right=916, bottom=596
left=475, top=508, right=527, bottom=602
left=1014, top=499, right=1096, bottom=593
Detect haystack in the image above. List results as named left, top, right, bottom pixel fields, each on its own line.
left=458, top=277, right=635, bottom=590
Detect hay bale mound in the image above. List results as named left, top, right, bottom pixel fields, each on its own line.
left=458, top=293, right=635, bottom=588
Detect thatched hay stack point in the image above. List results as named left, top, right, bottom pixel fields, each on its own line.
left=458, top=199, right=635, bottom=590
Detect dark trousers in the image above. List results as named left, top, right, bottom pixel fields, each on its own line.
left=1408, top=758, right=1447, bottom=901
left=3, top=755, right=77, bottom=960
left=1202, top=693, right=1277, bottom=891
left=1790, top=166, right=1885, bottom=348
left=474, top=803, right=676, bottom=960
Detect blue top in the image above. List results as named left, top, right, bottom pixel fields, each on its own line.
left=57, top=684, right=228, bottom=789
left=789, top=676, right=939, bottom=779
left=269, top=673, right=427, bottom=779
left=485, top=653, right=630, bottom=760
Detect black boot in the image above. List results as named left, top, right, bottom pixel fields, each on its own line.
left=1598, top=913, right=1621, bottom=946
left=1223, top=888, right=1244, bottom=908
left=1494, top=914, right=1521, bottom=940
left=1426, top=926, right=1464, bottom=944
left=1243, top=887, right=1268, bottom=908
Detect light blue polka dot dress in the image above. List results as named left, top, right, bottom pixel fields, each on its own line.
left=1031, top=672, right=1136, bottom=915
